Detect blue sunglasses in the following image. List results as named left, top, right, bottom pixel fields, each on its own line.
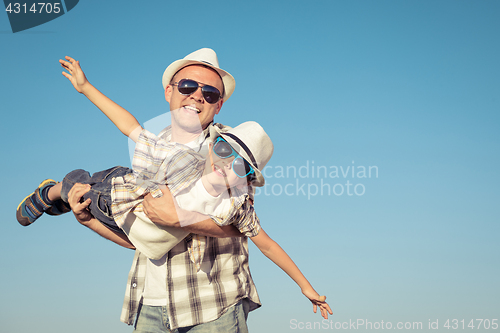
left=212, top=137, right=255, bottom=178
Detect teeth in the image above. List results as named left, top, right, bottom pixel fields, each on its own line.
left=213, top=165, right=226, bottom=177
left=185, top=105, right=200, bottom=113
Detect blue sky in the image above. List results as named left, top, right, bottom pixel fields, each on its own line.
left=1, top=1, right=499, bottom=332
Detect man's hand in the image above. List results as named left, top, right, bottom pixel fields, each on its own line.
left=142, top=186, right=180, bottom=227
left=67, top=183, right=93, bottom=226
left=67, top=182, right=135, bottom=249
left=60, top=56, right=90, bottom=94
left=143, top=186, right=243, bottom=238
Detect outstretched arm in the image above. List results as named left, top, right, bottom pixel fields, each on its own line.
left=60, top=56, right=142, bottom=141
left=251, top=229, right=333, bottom=319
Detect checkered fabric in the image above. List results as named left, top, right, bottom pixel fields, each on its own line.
left=118, top=124, right=262, bottom=329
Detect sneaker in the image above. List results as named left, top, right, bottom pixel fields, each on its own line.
left=16, top=179, right=57, bottom=226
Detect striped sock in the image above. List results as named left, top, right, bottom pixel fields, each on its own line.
left=40, top=185, right=54, bottom=206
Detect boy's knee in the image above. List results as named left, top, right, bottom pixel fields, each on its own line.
left=61, top=169, right=91, bottom=202
left=64, top=169, right=92, bottom=183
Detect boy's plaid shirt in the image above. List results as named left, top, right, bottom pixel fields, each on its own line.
left=116, top=124, right=262, bottom=329
left=111, top=127, right=206, bottom=228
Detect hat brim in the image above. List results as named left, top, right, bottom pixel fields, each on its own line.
left=162, top=60, right=235, bottom=102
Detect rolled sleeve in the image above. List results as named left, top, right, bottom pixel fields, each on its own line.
left=212, top=199, right=261, bottom=237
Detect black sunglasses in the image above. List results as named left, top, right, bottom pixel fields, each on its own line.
left=172, top=79, right=222, bottom=104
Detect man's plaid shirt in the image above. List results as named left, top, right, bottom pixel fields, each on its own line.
left=118, top=124, right=261, bottom=329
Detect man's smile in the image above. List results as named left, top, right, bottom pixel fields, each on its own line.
left=183, top=105, right=201, bottom=114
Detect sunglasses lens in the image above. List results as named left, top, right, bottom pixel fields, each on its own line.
left=233, top=157, right=252, bottom=177
left=176, top=79, right=220, bottom=104
left=213, top=138, right=254, bottom=178
left=177, top=79, right=198, bottom=95
left=213, top=140, right=233, bottom=158
left=202, top=85, right=221, bottom=104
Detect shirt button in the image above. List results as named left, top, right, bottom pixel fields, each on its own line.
left=132, top=283, right=137, bottom=288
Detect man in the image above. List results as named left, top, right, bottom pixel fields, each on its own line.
left=68, top=48, right=260, bottom=332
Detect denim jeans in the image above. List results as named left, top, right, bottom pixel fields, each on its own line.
left=61, top=166, right=131, bottom=234
left=133, top=299, right=250, bottom=333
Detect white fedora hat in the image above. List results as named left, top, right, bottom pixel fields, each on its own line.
left=212, top=121, right=273, bottom=187
left=162, top=48, right=235, bottom=102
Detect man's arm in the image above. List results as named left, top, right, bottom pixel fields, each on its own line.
left=184, top=218, right=242, bottom=238
left=142, top=188, right=243, bottom=238
left=68, top=183, right=135, bottom=249
left=60, top=56, right=142, bottom=141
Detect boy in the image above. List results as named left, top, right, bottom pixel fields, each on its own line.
left=17, top=56, right=332, bottom=319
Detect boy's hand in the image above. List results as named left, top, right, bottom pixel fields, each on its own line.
left=60, top=56, right=89, bottom=94
left=302, top=288, right=333, bottom=319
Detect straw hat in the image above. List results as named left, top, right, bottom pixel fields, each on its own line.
left=162, top=48, right=235, bottom=102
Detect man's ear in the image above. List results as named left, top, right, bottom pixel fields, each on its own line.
left=165, top=85, right=173, bottom=103
left=215, top=100, right=223, bottom=115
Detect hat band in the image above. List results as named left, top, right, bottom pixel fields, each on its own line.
left=223, top=133, right=258, bottom=169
